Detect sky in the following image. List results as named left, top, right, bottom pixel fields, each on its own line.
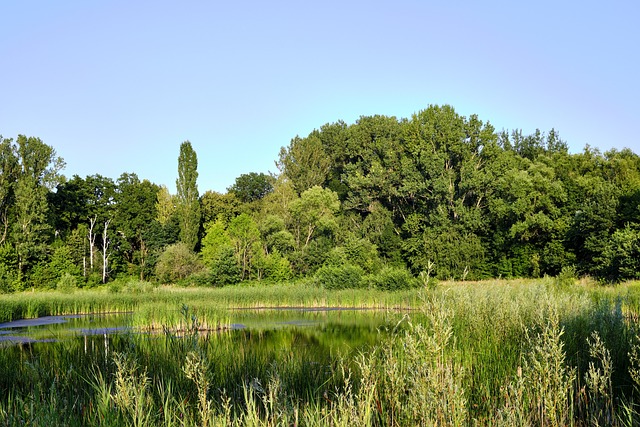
left=1, top=1, right=638, bottom=194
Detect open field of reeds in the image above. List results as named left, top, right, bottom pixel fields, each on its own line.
left=2, top=278, right=640, bottom=426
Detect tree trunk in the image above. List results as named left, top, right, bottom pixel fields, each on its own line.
left=102, top=219, right=110, bottom=284
left=88, top=216, right=97, bottom=272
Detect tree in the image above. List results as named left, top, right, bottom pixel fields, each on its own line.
left=176, top=141, right=201, bottom=250
left=13, top=175, right=50, bottom=279
left=101, top=219, right=111, bottom=283
left=201, top=220, right=233, bottom=267
left=593, top=225, right=640, bottom=282
left=227, top=213, right=261, bottom=280
left=114, top=173, right=160, bottom=279
left=155, top=242, right=204, bottom=283
left=278, top=133, right=332, bottom=194
left=228, top=172, right=274, bottom=203
left=200, top=190, right=241, bottom=225
left=0, top=137, right=18, bottom=244
left=201, top=220, right=240, bottom=285
left=289, top=186, right=340, bottom=248
left=156, top=185, right=176, bottom=226
left=11, top=135, right=65, bottom=283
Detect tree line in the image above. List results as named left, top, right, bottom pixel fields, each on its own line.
left=1, top=105, right=639, bottom=291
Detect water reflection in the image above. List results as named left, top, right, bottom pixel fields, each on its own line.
left=0, top=313, right=132, bottom=345
left=0, top=308, right=404, bottom=349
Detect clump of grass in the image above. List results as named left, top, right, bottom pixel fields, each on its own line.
left=4, top=280, right=640, bottom=425
left=112, top=351, right=153, bottom=427
left=497, top=307, right=575, bottom=427
left=351, top=296, right=467, bottom=426
left=184, top=350, right=212, bottom=427
left=583, top=331, right=615, bottom=425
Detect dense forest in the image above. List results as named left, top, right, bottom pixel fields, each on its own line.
left=1, top=105, right=639, bottom=292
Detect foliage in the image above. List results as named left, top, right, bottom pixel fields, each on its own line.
left=314, top=263, right=365, bottom=290
left=228, top=172, right=274, bottom=203
left=3, top=104, right=640, bottom=288
left=594, top=225, right=640, bottom=282
left=290, top=185, right=340, bottom=248
left=155, top=184, right=176, bottom=226
left=227, top=213, right=261, bottom=280
left=155, top=242, right=204, bottom=283
left=555, top=265, right=578, bottom=289
left=208, top=245, right=241, bottom=285
left=176, top=141, right=201, bottom=250
left=367, top=266, right=417, bottom=291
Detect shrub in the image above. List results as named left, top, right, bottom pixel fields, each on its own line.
left=0, top=263, right=16, bottom=293
left=56, top=272, right=78, bottom=293
left=122, top=278, right=155, bottom=293
left=594, top=226, right=640, bottom=283
left=180, top=270, right=215, bottom=287
left=555, top=265, right=577, bottom=289
left=209, top=246, right=241, bottom=286
left=367, top=266, right=417, bottom=291
left=313, top=263, right=365, bottom=290
left=85, top=272, right=103, bottom=288
left=260, top=251, right=292, bottom=282
left=155, top=243, right=204, bottom=284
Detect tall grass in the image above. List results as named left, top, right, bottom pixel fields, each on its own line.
left=3, top=279, right=640, bottom=425
left=0, top=280, right=421, bottom=323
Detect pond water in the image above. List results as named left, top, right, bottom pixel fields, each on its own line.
left=0, top=308, right=404, bottom=347
left=0, top=307, right=411, bottom=422
left=0, top=313, right=133, bottom=345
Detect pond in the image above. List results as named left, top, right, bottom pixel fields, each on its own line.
left=0, top=313, right=132, bottom=346
left=0, top=307, right=406, bottom=419
left=0, top=306, right=420, bottom=424
left=0, top=307, right=402, bottom=346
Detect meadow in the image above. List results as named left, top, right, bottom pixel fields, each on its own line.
left=2, top=277, right=640, bottom=426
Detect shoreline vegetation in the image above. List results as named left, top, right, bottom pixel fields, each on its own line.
left=2, top=106, right=640, bottom=297
left=3, top=278, right=640, bottom=425
left=0, top=279, right=425, bottom=324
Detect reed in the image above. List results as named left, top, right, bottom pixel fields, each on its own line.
left=2, top=279, right=640, bottom=425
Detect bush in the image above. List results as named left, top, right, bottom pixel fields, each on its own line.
left=325, top=238, right=382, bottom=274
left=209, top=246, right=241, bottom=286
left=314, top=263, right=365, bottom=290
left=555, top=265, right=577, bottom=289
left=85, top=272, right=103, bottom=288
left=0, top=263, right=16, bottom=293
left=56, top=272, right=78, bottom=293
left=260, top=251, right=292, bottom=282
left=178, top=270, right=215, bottom=287
left=120, top=277, right=155, bottom=293
left=155, top=243, right=205, bottom=284
left=367, top=266, right=417, bottom=291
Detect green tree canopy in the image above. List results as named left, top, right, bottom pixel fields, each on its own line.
left=176, top=141, right=201, bottom=250
left=228, top=172, right=274, bottom=203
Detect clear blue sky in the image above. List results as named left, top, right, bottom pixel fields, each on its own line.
left=1, top=1, right=638, bottom=193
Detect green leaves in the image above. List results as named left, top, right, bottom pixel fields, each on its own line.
left=228, top=172, right=274, bottom=203
left=290, top=186, right=340, bottom=248
left=176, top=141, right=201, bottom=251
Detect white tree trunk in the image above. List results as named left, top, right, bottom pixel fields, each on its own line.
left=102, top=219, right=111, bottom=284
left=88, top=216, right=97, bottom=272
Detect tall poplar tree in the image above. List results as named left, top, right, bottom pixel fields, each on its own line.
left=176, top=141, right=201, bottom=250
